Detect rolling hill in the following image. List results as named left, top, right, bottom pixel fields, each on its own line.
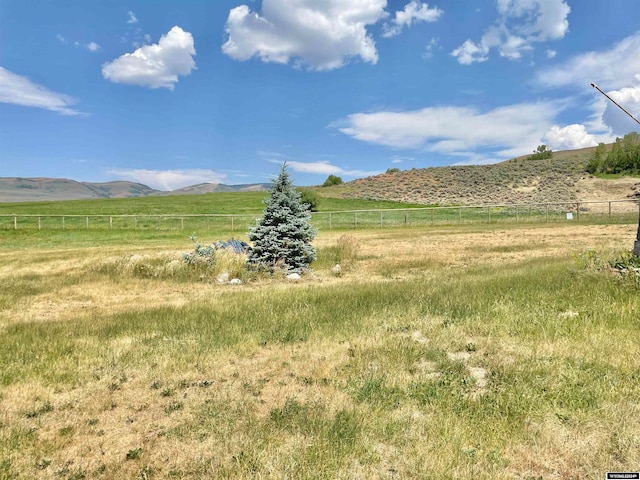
left=0, top=178, right=271, bottom=203
left=321, top=145, right=640, bottom=207
left=2, top=144, right=639, bottom=207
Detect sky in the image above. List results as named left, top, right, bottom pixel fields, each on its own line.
left=1, top=0, right=640, bottom=190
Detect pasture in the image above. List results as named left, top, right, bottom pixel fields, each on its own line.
left=1, top=220, right=639, bottom=479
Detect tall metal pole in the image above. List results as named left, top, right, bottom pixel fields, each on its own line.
left=591, top=83, right=640, bottom=255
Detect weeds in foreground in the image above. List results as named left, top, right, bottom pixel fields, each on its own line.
left=315, top=234, right=361, bottom=274
left=575, top=248, right=640, bottom=285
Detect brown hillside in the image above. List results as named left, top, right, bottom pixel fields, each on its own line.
left=321, top=145, right=640, bottom=208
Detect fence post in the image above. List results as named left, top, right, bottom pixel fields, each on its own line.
left=181, top=218, right=184, bottom=230
left=608, top=201, right=611, bottom=221
left=431, top=209, right=434, bottom=225
left=134, top=216, right=137, bottom=230
left=516, top=206, right=519, bottom=224
left=38, top=217, right=41, bottom=230
left=354, top=212, right=358, bottom=229
left=329, top=212, right=332, bottom=230
left=487, top=207, right=490, bottom=223
left=86, top=216, right=89, bottom=229
left=62, top=216, right=65, bottom=229
left=380, top=211, right=383, bottom=228
left=459, top=207, right=462, bottom=224
left=546, top=205, right=549, bottom=223
left=231, top=216, right=235, bottom=232
left=14, top=216, right=17, bottom=230
left=110, top=216, right=113, bottom=230
left=576, top=203, right=580, bottom=222
left=404, top=212, right=408, bottom=225
left=157, top=217, right=160, bottom=230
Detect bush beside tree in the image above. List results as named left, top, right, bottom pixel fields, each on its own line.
left=298, top=188, right=320, bottom=212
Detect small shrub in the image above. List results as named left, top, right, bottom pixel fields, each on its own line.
left=182, top=234, right=216, bottom=267
left=298, top=188, right=320, bottom=212
left=610, top=251, right=640, bottom=285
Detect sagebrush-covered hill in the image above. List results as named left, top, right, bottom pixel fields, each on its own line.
left=320, top=145, right=640, bottom=207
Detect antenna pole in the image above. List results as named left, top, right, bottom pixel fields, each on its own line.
left=590, top=82, right=640, bottom=255
left=590, top=83, right=640, bottom=125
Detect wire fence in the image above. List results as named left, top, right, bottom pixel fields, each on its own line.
left=1, top=200, right=639, bottom=232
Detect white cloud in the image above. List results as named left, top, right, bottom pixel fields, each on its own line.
left=109, top=168, right=227, bottom=191
left=538, top=32, right=640, bottom=90
left=336, top=101, right=561, bottom=162
left=0, top=67, right=82, bottom=115
left=541, top=124, right=598, bottom=150
left=269, top=159, right=378, bottom=178
left=86, top=42, right=100, bottom=52
left=127, top=11, right=138, bottom=24
left=56, top=34, right=67, bottom=44
left=546, top=49, right=557, bottom=58
left=102, top=26, right=196, bottom=90
left=383, top=1, right=443, bottom=38
left=452, top=0, right=570, bottom=64
left=451, top=39, right=489, bottom=65
left=222, top=0, right=388, bottom=71
left=391, top=155, right=415, bottom=163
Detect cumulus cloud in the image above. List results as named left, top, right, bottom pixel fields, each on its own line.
left=451, top=39, right=489, bottom=65
left=0, top=67, right=82, bottom=115
left=541, top=124, right=598, bottom=150
left=222, top=0, right=387, bottom=71
left=102, top=26, right=196, bottom=89
left=452, top=0, right=570, bottom=64
left=86, top=42, right=100, bottom=52
left=109, top=168, right=226, bottom=191
left=336, top=101, right=562, bottom=162
left=383, top=1, right=443, bottom=38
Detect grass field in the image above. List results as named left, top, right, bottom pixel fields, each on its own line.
left=1, top=221, right=639, bottom=479
left=1, top=189, right=638, bottom=234
left=0, top=191, right=427, bottom=216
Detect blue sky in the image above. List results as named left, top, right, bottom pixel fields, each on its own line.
left=1, top=0, right=640, bottom=190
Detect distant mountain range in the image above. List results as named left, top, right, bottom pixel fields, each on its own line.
left=0, top=177, right=273, bottom=203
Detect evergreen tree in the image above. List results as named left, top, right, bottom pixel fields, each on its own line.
left=247, top=164, right=317, bottom=274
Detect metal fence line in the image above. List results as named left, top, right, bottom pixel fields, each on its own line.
left=1, top=199, right=638, bottom=231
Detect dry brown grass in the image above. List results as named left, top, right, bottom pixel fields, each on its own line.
left=1, top=223, right=639, bottom=479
